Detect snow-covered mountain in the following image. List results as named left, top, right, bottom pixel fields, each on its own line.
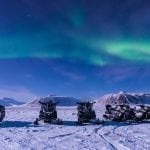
left=96, top=91, right=150, bottom=105
left=26, top=95, right=80, bottom=107
left=0, top=97, right=25, bottom=107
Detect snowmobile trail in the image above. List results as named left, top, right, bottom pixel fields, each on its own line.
left=0, top=106, right=149, bottom=150
left=96, top=127, right=130, bottom=150
left=90, top=126, right=118, bottom=150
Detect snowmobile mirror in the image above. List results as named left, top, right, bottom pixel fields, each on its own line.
left=39, top=101, right=46, bottom=105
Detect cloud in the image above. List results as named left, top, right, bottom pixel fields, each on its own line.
left=0, top=86, right=38, bottom=102
left=50, top=63, right=85, bottom=80
left=58, top=70, right=84, bottom=80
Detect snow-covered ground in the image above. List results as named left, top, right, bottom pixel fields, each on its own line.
left=0, top=106, right=149, bottom=150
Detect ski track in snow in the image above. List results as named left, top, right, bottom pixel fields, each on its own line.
left=0, top=106, right=149, bottom=150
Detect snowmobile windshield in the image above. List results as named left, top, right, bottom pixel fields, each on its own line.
left=41, top=103, right=56, bottom=112
left=78, top=102, right=93, bottom=113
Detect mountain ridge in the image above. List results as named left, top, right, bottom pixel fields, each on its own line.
left=0, top=97, right=25, bottom=106
left=96, top=92, right=150, bottom=105
left=25, top=95, right=80, bottom=107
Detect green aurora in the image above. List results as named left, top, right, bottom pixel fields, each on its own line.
left=0, top=0, right=150, bottom=100
left=1, top=33, right=150, bottom=66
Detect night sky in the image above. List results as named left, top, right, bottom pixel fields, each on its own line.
left=0, top=0, right=150, bottom=101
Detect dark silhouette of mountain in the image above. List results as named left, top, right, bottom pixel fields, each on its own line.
left=25, top=95, right=80, bottom=107
left=0, top=97, right=25, bottom=107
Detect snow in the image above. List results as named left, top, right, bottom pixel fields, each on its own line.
left=96, top=92, right=150, bottom=105
left=0, top=105, right=149, bottom=150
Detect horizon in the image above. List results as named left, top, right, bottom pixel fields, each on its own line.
left=0, top=90, right=150, bottom=103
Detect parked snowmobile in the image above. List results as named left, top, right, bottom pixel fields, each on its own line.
left=103, top=104, right=135, bottom=122
left=103, top=105, right=123, bottom=122
left=34, top=98, right=62, bottom=125
left=77, top=101, right=103, bottom=125
left=0, top=105, right=5, bottom=122
left=122, top=105, right=135, bottom=121
left=133, top=105, right=150, bottom=121
left=145, top=106, right=150, bottom=119
left=103, top=104, right=150, bottom=123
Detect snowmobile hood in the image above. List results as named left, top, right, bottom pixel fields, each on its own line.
left=77, top=101, right=96, bottom=105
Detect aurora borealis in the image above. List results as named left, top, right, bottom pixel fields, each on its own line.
left=0, top=0, right=150, bottom=101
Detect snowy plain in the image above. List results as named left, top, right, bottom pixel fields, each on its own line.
left=0, top=105, right=149, bottom=150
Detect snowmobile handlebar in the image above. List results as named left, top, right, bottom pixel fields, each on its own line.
left=39, top=101, right=59, bottom=105
left=0, top=105, right=4, bottom=108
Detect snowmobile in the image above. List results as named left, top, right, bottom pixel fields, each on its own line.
left=133, top=105, right=150, bottom=121
left=103, top=105, right=114, bottom=120
left=34, top=98, right=62, bottom=125
left=103, top=105, right=123, bottom=121
left=0, top=105, right=5, bottom=122
left=144, top=106, right=150, bottom=120
left=103, top=104, right=150, bottom=123
left=103, top=105, right=124, bottom=122
left=103, top=104, right=135, bottom=122
left=77, top=101, right=103, bottom=125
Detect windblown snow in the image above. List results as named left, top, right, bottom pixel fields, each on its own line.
left=0, top=105, right=149, bottom=150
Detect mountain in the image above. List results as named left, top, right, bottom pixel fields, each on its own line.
left=26, top=95, right=80, bottom=107
left=96, top=91, right=150, bottom=105
left=0, top=97, right=25, bottom=107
